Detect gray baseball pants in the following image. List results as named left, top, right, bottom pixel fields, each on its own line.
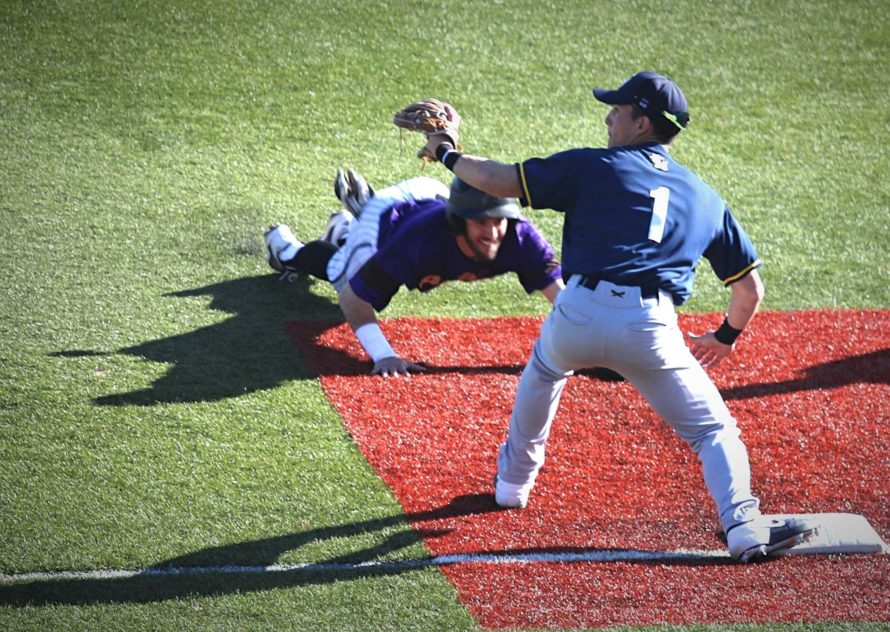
left=497, top=275, right=762, bottom=532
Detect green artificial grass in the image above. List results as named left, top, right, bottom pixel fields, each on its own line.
left=1, top=0, right=887, bottom=630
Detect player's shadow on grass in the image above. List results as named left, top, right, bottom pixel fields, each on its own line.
left=720, top=347, right=890, bottom=400
left=0, top=493, right=493, bottom=606
left=0, top=493, right=738, bottom=607
left=52, top=274, right=347, bottom=406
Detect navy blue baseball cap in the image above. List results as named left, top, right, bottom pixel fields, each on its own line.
left=593, top=71, right=690, bottom=130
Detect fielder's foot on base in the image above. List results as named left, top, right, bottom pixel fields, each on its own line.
left=494, top=475, right=533, bottom=509
left=264, top=224, right=304, bottom=280
left=334, top=168, right=373, bottom=218
left=727, top=517, right=818, bottom=562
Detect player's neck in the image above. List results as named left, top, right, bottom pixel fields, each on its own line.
left=456, top=235, right=476, bottom=259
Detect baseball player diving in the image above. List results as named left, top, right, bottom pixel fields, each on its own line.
left=264, top=172, right=564, bottom=377
left=411, top=72, right=818, bottom=562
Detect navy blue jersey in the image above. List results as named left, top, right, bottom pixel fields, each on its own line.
left=518, top=142, right=760, bottom=304
left=350, top=199, right=562, bottom=312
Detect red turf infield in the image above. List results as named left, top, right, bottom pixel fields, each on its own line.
left=288, top=309, right=889, bottom=628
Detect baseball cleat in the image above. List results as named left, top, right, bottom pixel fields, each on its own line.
left=726, top=517, right=819, bottom=562
left=264, top=224, right=303, bottom=278
left=334, top=168, right=373, bottom=218
left=321, top=209, right=353, bottom=247
left=494, top=475, right=532, bottom=509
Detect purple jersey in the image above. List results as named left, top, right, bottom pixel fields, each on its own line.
left=349, top=198, right=561, bottom=312
left=518, top=142, right=760, bottom=304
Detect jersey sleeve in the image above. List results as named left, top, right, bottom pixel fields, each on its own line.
left=517, top=149, right=587, bottom=211
left=348, top=212, right=447, bottom=311
left=513, top=221, right=563, bottom=293
left=346, top=199, right=449, bottom=312
left=349, top=235, right=435, bottom=312
left=349, top=257, right=401, bottom=312
left=703, top=206, right=762, bottom=285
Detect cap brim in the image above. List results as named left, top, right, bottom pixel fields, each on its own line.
left=478, top=203, right=520, bottom=220
left=445, top=201, right=520, bottom=220
left=592, top=87, right=624, bottom=105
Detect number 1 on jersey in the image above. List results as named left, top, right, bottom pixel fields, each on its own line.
left=648, top=186, right=669, bottom=243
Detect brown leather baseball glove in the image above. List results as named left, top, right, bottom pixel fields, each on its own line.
left=393, top=98, right=461, bottom=162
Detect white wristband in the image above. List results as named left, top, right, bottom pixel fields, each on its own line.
left=354, top=323, right=396, bottom=363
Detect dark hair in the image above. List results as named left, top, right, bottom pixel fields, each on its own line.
left=631, top=104, right=681, bottom=143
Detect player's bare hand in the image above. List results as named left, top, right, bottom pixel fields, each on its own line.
left=371, top=356, right=427, bottom=378
left=425, top=132, right=453, bottom=159
left=686, top=331, right=733, bottom=368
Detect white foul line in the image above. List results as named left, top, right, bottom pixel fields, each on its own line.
left=0, top=549, right=729, bottom=583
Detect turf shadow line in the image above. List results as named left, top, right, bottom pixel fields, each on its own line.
left=294, top=361, right=626, bottom=381
left=719, top=348, right=889, bottom=400
left=1, top=546, right=738, bottom=580
left=0, top=493, right=496, bottom=606
left=414, top=348, right=889, bottom=392
left=393, top=366, right=623, bottom=380
left=0, top=493, right=745, bottom=606
left=51, top=274, right=344, bottom=405
left=0, top=549, right=740, bottom=607
left=303, top=342, right=888, bottom=394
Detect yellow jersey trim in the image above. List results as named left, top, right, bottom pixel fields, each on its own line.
left=518, top=162, right=533, bottom=208
left=723, top=260, right=761, bottom=286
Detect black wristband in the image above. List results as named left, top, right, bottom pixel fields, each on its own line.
left=714, top=317, right=743, bottom=345
left=434, top=143, right=462, bottom=171
left=434, top=141, right=454, bottom=161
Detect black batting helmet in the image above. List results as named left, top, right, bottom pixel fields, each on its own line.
left=443, top=177, right=521, bottom=234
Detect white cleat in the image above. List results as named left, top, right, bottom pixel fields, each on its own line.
left=334, top=168, right=373, bottom=218
left=494, top=475, right=533, bottom=509
left=727, top=517, right=819, bottom=562
left=264, top=224, right=303, bottom=278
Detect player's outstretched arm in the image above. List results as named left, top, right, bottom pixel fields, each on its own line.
left=688, top=270, right=764, bottom=368
left=424, top=134, right=522, bottom=199
left=337, top=284, right=426, bottom=378
left=540, top=279, right=565, bottom=304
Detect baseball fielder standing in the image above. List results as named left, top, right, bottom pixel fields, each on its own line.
left=416, top=71, right=815, bottom=561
